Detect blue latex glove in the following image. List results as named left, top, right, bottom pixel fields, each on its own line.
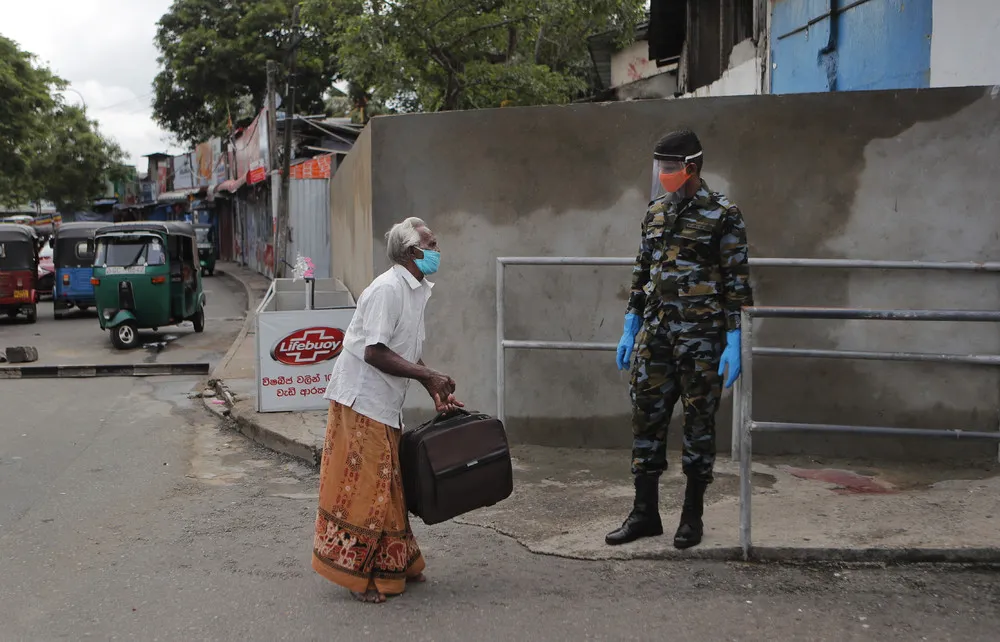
left=718, top=329, right=741, bottom=388
left=616, top=313, right=642, bottom=371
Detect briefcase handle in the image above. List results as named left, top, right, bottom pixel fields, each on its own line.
left=429, top=407, right=475, bottom=425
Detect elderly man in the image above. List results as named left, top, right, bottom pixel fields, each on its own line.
left=312, top=217, right=461, bottom=604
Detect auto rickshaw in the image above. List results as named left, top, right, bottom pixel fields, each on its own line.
left=0, top=223, right=39, bottom=323
left=194, top=224, right=217, bottom=276
left=52, top=222, right=104, bottom=319
left=92, top=222, right=207, bottom=349
left=1, top=214, right=34, bottom=226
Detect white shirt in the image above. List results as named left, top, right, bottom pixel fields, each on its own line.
left=323, top=264, right=433, bottom=429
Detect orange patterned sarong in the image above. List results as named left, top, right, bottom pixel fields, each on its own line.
left=312, top=402, right=425, bottom=595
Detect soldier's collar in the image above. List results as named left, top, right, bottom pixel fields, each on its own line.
left=690, top=178, right=713, bottom=207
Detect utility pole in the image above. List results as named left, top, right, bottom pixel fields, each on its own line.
left=275, top=3, right=301, bottom=279
left=266, top=60, right=281, bottom=279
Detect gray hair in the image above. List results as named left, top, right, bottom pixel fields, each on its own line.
left=385, top=217, right=427, bottom=264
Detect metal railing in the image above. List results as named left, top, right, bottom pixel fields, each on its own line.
left=497, top=256, right=1000, bottom=559
left=496, top=255, right=1000, bottom=427
left=737, top=306, right=1000, bottom=560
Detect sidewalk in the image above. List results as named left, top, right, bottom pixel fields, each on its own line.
left=207, top=262, right=1000, bottom=563
left=456, top=448, right=1000, bottom=563
left=208, top=262, right=327, bottom=465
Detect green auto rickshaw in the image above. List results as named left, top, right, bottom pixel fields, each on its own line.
left=92, top=222, right=207, bottom=350
left=194, top=224, right=217, bottom=276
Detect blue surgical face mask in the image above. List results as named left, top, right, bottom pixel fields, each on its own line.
left=413, top=249, right=440, bottom=276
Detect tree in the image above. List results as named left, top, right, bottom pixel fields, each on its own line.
left=152, top=0, right=339, bottom=145
left=27, top=106, right=127, bottom=212
left=0, top=35, right=125, bottom=211
left=0, top=35, right=60, bottom=206
left=304, top=0, right=644, bottom=116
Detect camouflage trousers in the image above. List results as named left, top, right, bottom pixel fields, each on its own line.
left=630, top=321, right=723, bottom=483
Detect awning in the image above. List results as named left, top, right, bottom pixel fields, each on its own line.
left=157, top=187, right=202, bottom=203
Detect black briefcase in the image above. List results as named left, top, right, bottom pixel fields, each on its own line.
left=400, top=408, right=514, bottom=525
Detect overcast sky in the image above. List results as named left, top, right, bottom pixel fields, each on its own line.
left=3, top=0, right=182, bottom=170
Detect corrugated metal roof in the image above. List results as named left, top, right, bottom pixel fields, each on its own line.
left=288, top=177, right=332, bottom=279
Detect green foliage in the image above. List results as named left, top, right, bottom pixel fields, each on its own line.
left=0, top=34, right=125, bottom=211
left=304, top=0, right=645, bottom=116
left=29, top=106, right=127, bottom=212
left=152, top=0, right=339, bottom=145
left=0, top=34, right=61, bottom=205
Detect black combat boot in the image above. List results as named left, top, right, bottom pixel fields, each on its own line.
left=673, top=477, right=707, bottom=549
left=605, top=474, right=663, bottom=545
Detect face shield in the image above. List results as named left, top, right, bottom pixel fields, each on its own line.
left=650, top=150, right=702, bottom=203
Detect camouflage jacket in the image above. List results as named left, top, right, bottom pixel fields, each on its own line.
left=627, top=179, right=754, bottom=331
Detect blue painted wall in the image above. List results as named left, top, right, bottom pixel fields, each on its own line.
left=771, top=0, right=933, bottom=94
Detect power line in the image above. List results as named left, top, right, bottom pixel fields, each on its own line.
left=92, top=92, right=154, bottom=112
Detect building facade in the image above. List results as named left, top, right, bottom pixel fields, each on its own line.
left=590, top=0, right=1000, bottom=101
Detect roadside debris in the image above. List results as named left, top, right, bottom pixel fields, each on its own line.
left=144, top=335, right=180, bottom=352
left=210, top=379, right=237, bottom=407
left=2, top=346, right=39, bottom=364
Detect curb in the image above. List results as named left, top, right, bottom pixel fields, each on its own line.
left=211, top=269, right=260, bottom=380
left=0, top=362, right=210, bottom=379
left=458, top=520, right=1000, bottom=565
left=528, top=546, right=1000, bottom=566
left=206, top=377, right=321, bottom=467
left=230, top=405, right=321, bottom=467
left=201, top=267, right=321, bottom=467
left=748, top=546, right=1000, bottom=565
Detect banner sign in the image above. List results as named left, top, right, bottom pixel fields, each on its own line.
left=256, top=307, right=357, bottom=412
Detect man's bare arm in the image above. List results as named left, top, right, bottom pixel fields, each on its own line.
left=365, top=344, right=434, bottom=382
left=365, top=345, right=462, bottom=411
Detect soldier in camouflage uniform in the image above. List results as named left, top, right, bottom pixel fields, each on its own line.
left=606, top=129, right=754, bottom=549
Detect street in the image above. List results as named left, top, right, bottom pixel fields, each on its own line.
left=0, top=276, right=246, bottom=367
left=0, top=274, right=995, bottom=641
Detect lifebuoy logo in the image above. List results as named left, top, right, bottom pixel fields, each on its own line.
left=270, top=327, right=345, bottom=365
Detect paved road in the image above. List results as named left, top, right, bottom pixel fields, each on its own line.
left=1, top=273, right=998, bottom=640
left=0, top=271, right=246, bottom=367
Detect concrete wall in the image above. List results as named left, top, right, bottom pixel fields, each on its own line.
left=685, top=39, right=762, bottom=99
left=610, top=39, right=758, bottom=101
left=332, top=86, right=1000, bottom=463
left=328, top=126, right=374, bottom=296
left=610, top=40, right=665, bottom=87
left=615, top=71, right=679, bottom=101
left=608, top=41, right=680, bottom=100
left=931, top=0, right=1000, bottom=88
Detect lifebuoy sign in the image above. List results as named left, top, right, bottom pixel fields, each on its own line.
left=270, top=327, right=345, bottom=365
left=257, top=306, right=357, bottom=413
